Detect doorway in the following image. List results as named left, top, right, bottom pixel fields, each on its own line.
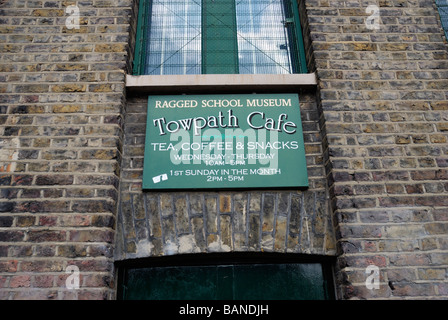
left=117, top=253, right=335, bottom=300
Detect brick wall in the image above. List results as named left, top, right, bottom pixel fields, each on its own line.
left=1, top=0, right=448, bottom=300
left=304, top=0, right=448, bottom=299
left=0, top=0, right=132, bottom=299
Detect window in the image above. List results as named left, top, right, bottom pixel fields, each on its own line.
left=133, top=0, right=308, bottom=75
left=436, top=0, right=448, bottom=40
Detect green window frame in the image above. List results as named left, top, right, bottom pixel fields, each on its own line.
left=436, top=0, right=448, bottom=40
left=133, top=0, right=308, bottom=75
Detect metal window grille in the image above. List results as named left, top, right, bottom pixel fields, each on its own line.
left=436, top=0, right=448, bottom=40
left=133, top=0, right=308, bottom=75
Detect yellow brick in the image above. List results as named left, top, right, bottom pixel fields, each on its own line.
left=94, top=44, right=126, bottom=53
left=63, top=26, right=89, bottom=34
left=430, top=134, right=447, bottom=143
left=51, top=84, right=86, bottom=93
left=380, top=43, right=411, bottom=51
left=52, top=105, right=82, bottom=113
left=32, top=9, right=64, bottom=17
left=219, top=195, right=231, bottom=213
left=89, top=84, right=113, bottom=92
left=353, top=43, right=377, bottom=51
left=437, top=123, right=448, bottom=132
left=431, top=102, right=448, bottom=110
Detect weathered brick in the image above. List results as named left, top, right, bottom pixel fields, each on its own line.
left=27, top=230, right=66, bottom=242
left=32, top=9, right=65, bottom=17
left=424, top=223, right=448, bottom=235
left=94, top=43, right=127, bottom=52
left=33, top=275, right=55, bottom=288
left=0, top=230, right=24, bottom=242
left=389, top=253, right=431, bottom=267
left=51, top=84, right=86, bottom=93
left=15, top=84, right=49, bottom=93
left=0, top=216, right=14, bottom=227
left=262, top=194, right=275, bottom=232
left=392, top=283, right=436, bottom=297
left=54, top=64, right=89, bottom=71
left=35, top=175, right=74, bottom=186
left=11, top=175, right=33, bottom=186
left=17, top=216, right=36, bottom=227
left=9, top=275, right=31, bottom=288
left=52, top=105, right=83, bottom=113
left=72, top=200, right=114, bottom=213
left=69, top=230, right=114, bottom=243
left=79, top=149, right=118, bottom=160
left=89, top=84, right=114, bottom=92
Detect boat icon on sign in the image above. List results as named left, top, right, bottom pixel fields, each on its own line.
left=152, top=173, right=168, bottom=184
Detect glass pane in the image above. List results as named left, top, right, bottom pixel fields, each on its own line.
left=236, top=0, right=292, bottom=74
left=142, top=0, right=299, bottom=75
left=145, top=0, right=202, bottom=75
left=436, top=0, right=448, bottom=40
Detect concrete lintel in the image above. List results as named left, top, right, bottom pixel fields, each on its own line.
left=126, top=73, right=317, bottom=94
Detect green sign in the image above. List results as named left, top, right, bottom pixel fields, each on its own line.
left=143, top=94, right=308, bottom=190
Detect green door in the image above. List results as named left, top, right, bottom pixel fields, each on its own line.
left=120, top=263, right=333, bottom=300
